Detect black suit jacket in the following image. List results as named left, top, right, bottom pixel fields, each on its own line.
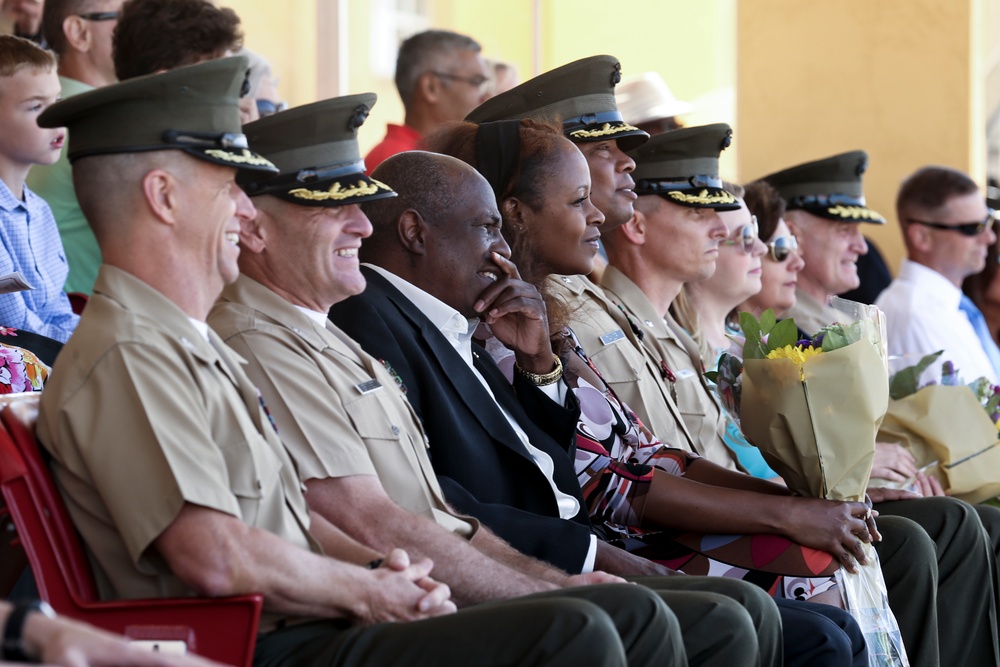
left=329, top=267, right=593, bottom=572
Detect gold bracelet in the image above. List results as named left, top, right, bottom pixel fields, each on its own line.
left=515, top=354, right=563, bottom=386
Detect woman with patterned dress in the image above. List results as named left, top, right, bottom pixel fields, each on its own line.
left=423, top=118, right=882, bottom=607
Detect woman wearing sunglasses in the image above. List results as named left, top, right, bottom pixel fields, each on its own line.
left=423, top=119, right=867, bottom=609
left=671, top=184, right=767, bottom=364
left=740, top=181, right=805, bottom=319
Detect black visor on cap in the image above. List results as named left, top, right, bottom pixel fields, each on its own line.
left=635, top=174, right=740, bottom=210
left=786, top=192, right=886, bottom=223
left=241, top=158, right=395, bottom=206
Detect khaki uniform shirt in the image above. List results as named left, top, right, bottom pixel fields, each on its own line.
left=547, top=273, right=695, bottom=449
left=209, top=275, right=478, bottom=540
left=37, top=266, right=318, bottom=632
left=598, top=267, right=741, bottom=471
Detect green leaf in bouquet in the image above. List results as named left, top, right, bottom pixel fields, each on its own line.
left=765, top=318, right=799, bottom=353
left=704, top=370, right=719, bottom=383
left=740, top=311, right=765, bottom=360
left=888, top=350, right=943, bottom=400
left=759, top=309, right=776, bottom=336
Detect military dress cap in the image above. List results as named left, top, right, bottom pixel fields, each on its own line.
left=37, top=56, right=276, bottom=174
left=465, top=55, right=649, bottom=151
left=239, top=93, right=396, bottom=206
left=758, top=150, right=885, bottom=224
left=629, top=123, right=739, bottom=210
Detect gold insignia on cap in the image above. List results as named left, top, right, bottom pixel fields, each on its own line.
left=288, top=178, right=393, bottom=202
left=827, top=205, right=883, bottom=221
left=666, top=189, right=737, bottom=206
left=205, top=148, right=276, bottom=168
left=569, top=122, right=641, bottom=140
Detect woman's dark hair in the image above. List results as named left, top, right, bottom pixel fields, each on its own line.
left=743, top=180, right=786, bottom=243
left=423, top=119, right=576, bottom=341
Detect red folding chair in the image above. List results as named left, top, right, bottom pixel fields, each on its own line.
left=0, top=393, right=262, bottom=667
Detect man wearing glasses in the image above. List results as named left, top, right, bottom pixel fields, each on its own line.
left=876, top=165, right=1000, bottom=383
left=27, top=0, right=122, bottom=295
left=365, top=29, right=489, bottom=173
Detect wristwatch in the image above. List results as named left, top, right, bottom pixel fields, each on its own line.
left=2, top=600, right=55, bottom=662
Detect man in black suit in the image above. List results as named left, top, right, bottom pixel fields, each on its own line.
left=330, top=150, right=869, bottom=667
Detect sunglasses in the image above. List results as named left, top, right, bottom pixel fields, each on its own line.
left=256, top=99, right=288, bottom=117
left=907, top=209, right=996, bottom=237
left=766, top=235, right=799, bottom=262
left=76, top=10, right=120, bottom=20
left=720, top=215, right=759, bottom=253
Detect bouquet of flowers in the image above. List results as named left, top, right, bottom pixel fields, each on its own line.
left=709, top=300, right=888, bottom=501
left=878, top=351, right=1000, bottom=503
left=709, top=299, right=907, bottom=667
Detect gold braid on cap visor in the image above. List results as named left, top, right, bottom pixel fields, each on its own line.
left=288, top=178, right=393, bottom=202
left=666, top=189, right=737, bottom=206
left=205, top=148, right=276, bottom=168
left=826, top=204, right=884, bottom=221
left=569, top=122, right=641, bottom=140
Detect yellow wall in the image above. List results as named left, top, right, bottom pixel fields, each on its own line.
left=737, top=0, right=985, bottom=274
left=224, top=0, right=741, bottom=159
left=220, top=0, right=319, bottom=110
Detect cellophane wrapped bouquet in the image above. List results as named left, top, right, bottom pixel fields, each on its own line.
left=878, top=350, right=1000, bottom=503
left=709, top=297, right=907, bottom=667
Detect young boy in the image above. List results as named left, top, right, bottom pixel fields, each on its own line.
left=0, top=35, right=78, bottom=345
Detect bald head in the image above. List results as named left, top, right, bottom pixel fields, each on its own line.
left=360, top=150, right=465, bottom=260
left=359, top=150, right=508, bottom=316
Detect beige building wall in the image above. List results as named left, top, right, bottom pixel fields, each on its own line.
left=737, top=0, right=987, bottom=274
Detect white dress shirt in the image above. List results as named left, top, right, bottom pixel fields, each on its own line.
left=876, top=259, right=998, bottom=384
left=366, top=265, right=597, bottom=570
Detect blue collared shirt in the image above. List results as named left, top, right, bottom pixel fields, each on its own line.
left=0, top=180, right=79, bottom=342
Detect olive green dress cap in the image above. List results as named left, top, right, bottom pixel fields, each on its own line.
left=37, top=56, right=276, bottom=174
left=465, top=55, right=649, bottom=151
left=758, top=150, right=885, bottom=224
left=239, top=93, right=396, bottom=207
left=629, top=123, right=739, bottom=210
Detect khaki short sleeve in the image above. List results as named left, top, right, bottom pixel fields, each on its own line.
left=57, top=342, right=245, bottom=566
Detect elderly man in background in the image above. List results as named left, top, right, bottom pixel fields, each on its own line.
left=365, top=29, right=489, bottom=172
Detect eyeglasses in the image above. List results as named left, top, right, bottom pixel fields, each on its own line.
left=76, top=11, right=120, bottom=21
left=766, top=235, right=799, bottom=262
left=721, top=215, right=759, bottom=253
left=907, top=210, right=996, bottom=237
left=431, top=71, right=490, bottom=94
left=256, top=99, right=288, bottom=117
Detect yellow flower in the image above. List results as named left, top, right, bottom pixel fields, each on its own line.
left=766, top=344, right=823, bottom=379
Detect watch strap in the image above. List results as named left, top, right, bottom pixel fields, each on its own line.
left=2, top=600, right=53, bottom=663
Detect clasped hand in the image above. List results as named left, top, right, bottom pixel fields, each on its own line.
left=786, top=497, right=880, bottom=573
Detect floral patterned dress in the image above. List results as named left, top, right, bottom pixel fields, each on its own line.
left=485, top=327, right=839, bottom=601
left=0, top=328, right=49, bottom=393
